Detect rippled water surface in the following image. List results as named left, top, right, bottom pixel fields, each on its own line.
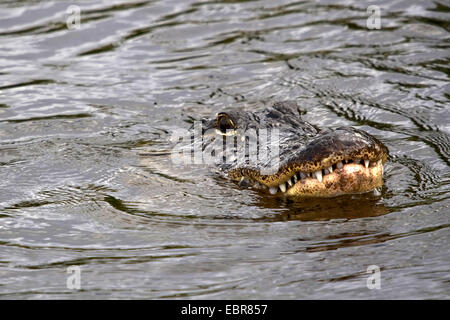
left=0, top=0, right=449, bottom=299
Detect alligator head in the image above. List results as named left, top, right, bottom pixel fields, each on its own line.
left=182, top=101, right=388, bottom=198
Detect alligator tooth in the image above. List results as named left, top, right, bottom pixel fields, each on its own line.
left=324, top=168, right=330, bottom=175
left=314, top=170, right=322, bottom=182
left=293, top=174, right=298, bottom=183
left=269, top=187, right=277, bottom=195
left=364, top=160, right=369, bottom=168
left=279, top=183, right=287, bottom=193
left=337, top=161, right=343, bottom=169
left=327, top=166, right=333, bottom=173
left=287, top=179, right=293, bottom=187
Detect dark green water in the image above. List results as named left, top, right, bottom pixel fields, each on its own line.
left=0, top=0, right=449, bottom=299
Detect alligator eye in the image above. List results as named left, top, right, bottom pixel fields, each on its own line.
left=215, top=113, right=236, bottom=134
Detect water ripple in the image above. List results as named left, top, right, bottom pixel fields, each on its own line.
left=0, top=0, right=449, bottom=299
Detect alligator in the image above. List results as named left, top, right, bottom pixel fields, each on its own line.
left=177, top=101, right=388, bottom=198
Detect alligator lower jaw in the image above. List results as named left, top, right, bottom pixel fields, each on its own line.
left=235, top=159, right=385, bottom=198
left=284, top=161, right=384, bottom=197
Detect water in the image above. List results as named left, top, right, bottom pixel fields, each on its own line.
left=0, top=0, right=449, bottom=299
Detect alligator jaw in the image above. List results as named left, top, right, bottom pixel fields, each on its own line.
left=285, top=159, right=384, bottom=197
left=231, top=157, right=386, bottom=198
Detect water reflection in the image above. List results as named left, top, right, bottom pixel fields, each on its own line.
left=255, top=193, right=391, bottom=222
